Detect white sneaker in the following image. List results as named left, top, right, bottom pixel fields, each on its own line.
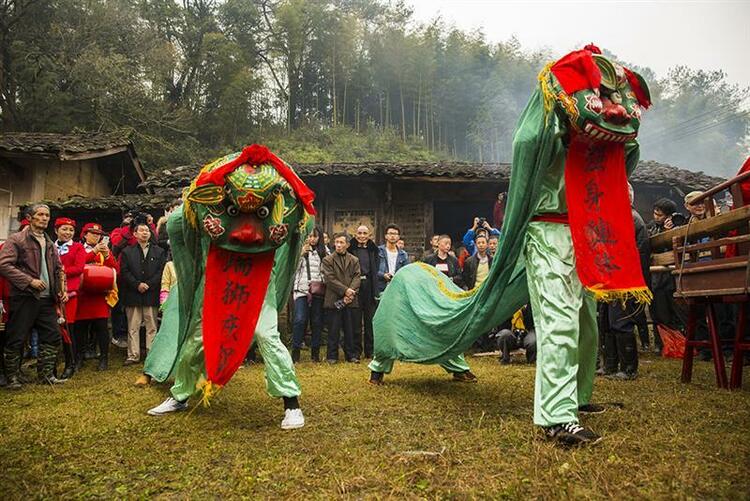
left=147, top=397, right=188, bottom=416
left=281, top=408, right=305, bottom=430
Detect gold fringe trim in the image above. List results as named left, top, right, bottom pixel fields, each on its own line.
left=538, top=62, right=556, bottom=120
left=196, top=379, right=223, bottom=408
left=415, top=263, right=479, bottom=300
left=183, top=157, right=230, bottom=229
left=587, top=286, right=653, bottom=305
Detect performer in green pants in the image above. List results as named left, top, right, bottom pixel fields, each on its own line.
left=144, top=145, right=316, bottom=430
left=370, top=45, right=653, bottom=446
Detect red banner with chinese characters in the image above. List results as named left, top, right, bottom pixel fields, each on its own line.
left=564, top=136, right=651, bottom=303
left=203, top=247, right=275, bottom=387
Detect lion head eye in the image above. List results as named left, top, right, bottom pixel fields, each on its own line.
left=256, top=206, right=270, bottom=219
left=226, top=205, right=239, bottom=217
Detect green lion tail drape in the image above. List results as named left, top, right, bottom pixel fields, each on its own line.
left=372, top=88, right=562, bottom=365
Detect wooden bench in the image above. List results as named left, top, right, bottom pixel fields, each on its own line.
left=650, top=170, right=750, bottom=389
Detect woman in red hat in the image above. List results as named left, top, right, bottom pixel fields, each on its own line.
left=54, top=217, right=87, bottom=379
left=76, top=223, right=119, bottom=371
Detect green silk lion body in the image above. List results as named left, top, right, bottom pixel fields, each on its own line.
left=145, top=146, right=315, bottom=402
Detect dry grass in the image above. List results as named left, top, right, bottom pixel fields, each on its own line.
left=1, top=351, right=748, bottom=499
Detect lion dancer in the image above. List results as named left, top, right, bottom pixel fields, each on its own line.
left=368, top=46, right=652, bottom=447
left=522, top=46, right=652, bottom=445
left=146, top=145, right=316, bottom=430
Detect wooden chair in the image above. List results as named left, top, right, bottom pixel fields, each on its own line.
left=650, top=169, right=750, bottom=389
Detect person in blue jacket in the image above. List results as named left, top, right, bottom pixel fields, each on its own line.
left=377, top=223, right=409, bottom=297
left=462, top=217, right=501, bottom=256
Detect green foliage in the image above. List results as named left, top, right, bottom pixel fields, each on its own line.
left=0, top=0, right=747, bottom=175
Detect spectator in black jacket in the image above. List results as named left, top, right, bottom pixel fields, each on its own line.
left=462, top=234, right=493, bottom=290
left=119, top=223, right=166, bottom=365
left=424, top=235, right=463, bottom=288
left=646, top=197, right=685, bottom=353
left=348, top=225, right=380, bottom=360
left=602, top=184, right=651, bottom=379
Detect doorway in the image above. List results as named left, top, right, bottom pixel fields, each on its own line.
left=433, top=200, right=495, bottom=249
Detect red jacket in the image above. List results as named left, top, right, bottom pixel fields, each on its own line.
left=77, top=249, right=119, bottom=320
left=56, top=240, right=87, bottom=294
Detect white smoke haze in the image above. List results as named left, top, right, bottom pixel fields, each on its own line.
left=408, top=0, right=750, bottom=177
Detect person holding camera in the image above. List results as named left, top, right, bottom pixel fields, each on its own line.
left=321, top=232, right=361, bottom=363
left=647, top=198, right=681, bottom=236
left=463, top=217, right=501, bottom=256
left=291, top=226, right=327, bottom=363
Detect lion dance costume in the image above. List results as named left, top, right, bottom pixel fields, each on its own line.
left=370, top=45, right=651, bottom=440
left=146, top=145, right=315, bottom=429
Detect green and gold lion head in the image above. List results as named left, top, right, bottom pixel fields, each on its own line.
left=183, top=146, right=314, bottom=254
left=540, top=47, right=651, bottom=142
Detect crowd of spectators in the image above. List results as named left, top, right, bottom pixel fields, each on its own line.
left=0, top=182, right=744, bottom=390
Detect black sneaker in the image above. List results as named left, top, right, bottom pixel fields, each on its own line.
left=578, top=403, right=606, bottom=414
left=545, top=422, right=602, bottom=446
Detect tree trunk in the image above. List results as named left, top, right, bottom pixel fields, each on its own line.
left=342, top=80, right=347, bottom=126
left=386, top=91, right=390, bottom=129
left=332, top=43, right=337, bottom=127
left=416, top=76, right=422, bottom=140
left=355, top=98, right=360, bottom=132
left=399, top=81, right=406, bottom=141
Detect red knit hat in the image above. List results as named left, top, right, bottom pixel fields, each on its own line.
left=54, top=217, right=76, bottom=229
left=80, top=222, right=104, bottom=239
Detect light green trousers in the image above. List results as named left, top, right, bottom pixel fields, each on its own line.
left=170, top=292, right=301, bottom=402
left=526, top=222, right=597, bottom=427
left=368, top=354, right=470, bottom=375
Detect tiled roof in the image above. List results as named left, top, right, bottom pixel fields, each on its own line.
left=140, top=160, right=724, bottom=193
left=29, top=193, right=181, bottom=212
left=0, top=131, right=132, bottom=159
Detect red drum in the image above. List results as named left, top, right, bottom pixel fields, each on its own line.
left=81, top=265, right=117, bottom=294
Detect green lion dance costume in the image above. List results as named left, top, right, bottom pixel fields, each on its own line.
left=146, top=145, right=316, bottom=430
left=370, top=45, right=652, bottom=444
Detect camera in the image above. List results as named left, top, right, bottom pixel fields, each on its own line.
left=670, top=212, right=687, bottom=227
left=477, top=217, right=487, bottom=228
left=334, top=299, right=347, bottom=310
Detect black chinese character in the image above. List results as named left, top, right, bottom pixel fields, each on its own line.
left=216, top=345, right=235, bottom=374
left=222, top=314, right=240, bottom=341
left=584, top=179, right=604, bottom=210
left=585, top=146, right=606, bottom=172
left=223, top=254, right=253, bottom=276
left=586, top=218, right=618, bottom=246
left=223, top=280, right=250, bottom=305
left=595, top=252, right=621, bottom=273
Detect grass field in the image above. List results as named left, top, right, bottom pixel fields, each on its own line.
left=1, top=351, right=748, bottom=499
